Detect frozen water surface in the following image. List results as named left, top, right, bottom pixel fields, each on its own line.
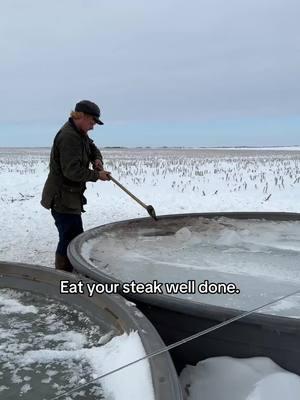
left=0, top=288, right=109, bottom=399
left=0, top=288, right=155, bottom=400
left=81, top=217, right=300, bottom=317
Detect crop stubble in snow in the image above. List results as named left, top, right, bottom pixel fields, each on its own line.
left=1, top=147, right=300, bottom=269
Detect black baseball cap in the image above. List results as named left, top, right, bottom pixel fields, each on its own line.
left=75, top=100, right=104, bottom=125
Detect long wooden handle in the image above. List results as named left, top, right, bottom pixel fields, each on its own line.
left=110, top=176, right=148, bottom=209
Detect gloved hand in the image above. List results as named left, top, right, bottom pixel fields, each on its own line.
left=98, top=170, right=111, bottom=181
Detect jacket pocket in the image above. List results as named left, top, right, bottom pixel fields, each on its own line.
left=60, top=184, right=82, bottom=210
left=41, top=178, right=57, bottom=209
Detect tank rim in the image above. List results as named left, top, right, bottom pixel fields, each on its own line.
left=68, top=211, right=300, bottom=331
left=0, top=261, right=183, bottom=400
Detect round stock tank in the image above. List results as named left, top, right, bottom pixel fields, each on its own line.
left=0, top=261, right=182, bottom=400
left=68, top=212, right=300, bottom=375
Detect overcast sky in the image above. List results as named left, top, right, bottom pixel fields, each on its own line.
left=1, top=0, right=300, bottom=147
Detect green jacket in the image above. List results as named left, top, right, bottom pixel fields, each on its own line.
left=41, top=118, right=102, bottom=214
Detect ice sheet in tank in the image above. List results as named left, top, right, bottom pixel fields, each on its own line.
left=81, top=217, right=300, bottom=317
left=0, top=288, right=112, bottom=399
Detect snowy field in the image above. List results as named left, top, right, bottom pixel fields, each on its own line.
left=1, top=147, right=300, bottom=269
left=1, top=147, right=300, bottom=399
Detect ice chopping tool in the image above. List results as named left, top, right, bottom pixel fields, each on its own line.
left=109, top=175, right=158, bottom=220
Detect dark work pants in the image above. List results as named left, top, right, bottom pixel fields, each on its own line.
left=51, top=209, right=83, bottom=256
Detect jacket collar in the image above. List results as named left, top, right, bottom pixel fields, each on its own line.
left=68, top=117, right=84, bottom=136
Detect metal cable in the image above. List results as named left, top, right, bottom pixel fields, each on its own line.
left=49, top=288, right=300, bottom=400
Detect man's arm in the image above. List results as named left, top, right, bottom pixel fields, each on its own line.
left=89, top=138, right=104, bottom=170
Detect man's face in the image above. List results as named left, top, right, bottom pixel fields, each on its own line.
left=80, top=114, right=97, bottom=133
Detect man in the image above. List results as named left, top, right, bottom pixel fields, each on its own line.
left=41, top=100, right=111, bottom=272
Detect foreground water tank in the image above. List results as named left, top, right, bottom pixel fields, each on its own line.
left=0, top=261, right=182, bottom=400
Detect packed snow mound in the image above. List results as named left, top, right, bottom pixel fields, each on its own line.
left=180, top=356, right=300, bottom=400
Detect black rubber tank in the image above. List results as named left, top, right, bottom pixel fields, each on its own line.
left=0, top=261, right=183, bottom=400
left=68, top=212, right=300, bottom=376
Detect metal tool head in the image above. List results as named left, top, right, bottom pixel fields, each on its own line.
left=146, top=205, right=158, bottom=221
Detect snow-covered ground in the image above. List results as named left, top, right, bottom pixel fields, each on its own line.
left=1, top=147, right=300, bottom=268
left=1, top=147, right=300, bottom=399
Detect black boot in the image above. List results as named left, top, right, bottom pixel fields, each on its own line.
left=55, top=253, right=73, bottom=272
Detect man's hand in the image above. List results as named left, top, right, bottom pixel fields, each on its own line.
left=98, top=170, right=111, bottom=181
left=93, top=159, right=104, bottom=171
